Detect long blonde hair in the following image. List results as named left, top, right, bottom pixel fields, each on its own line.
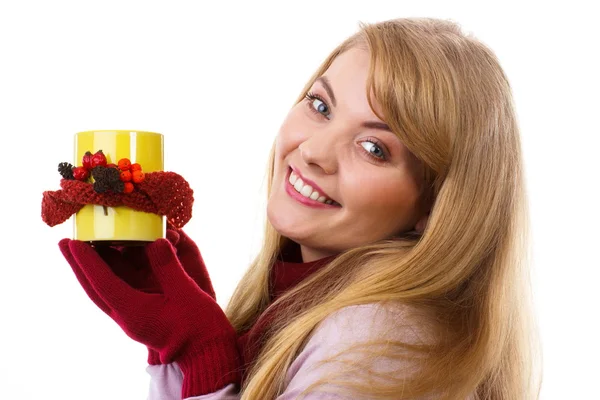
left=225, top=17, right=541, bottom=399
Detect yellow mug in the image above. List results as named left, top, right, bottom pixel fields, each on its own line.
left=73, top=130, right=165, bottom=244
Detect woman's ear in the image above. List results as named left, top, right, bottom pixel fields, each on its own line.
left=414, top=213, right=430, bottom=234
left=414, top=187, right=434, bottom=234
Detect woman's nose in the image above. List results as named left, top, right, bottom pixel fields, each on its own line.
left=298, top=131, right=340, bottom=175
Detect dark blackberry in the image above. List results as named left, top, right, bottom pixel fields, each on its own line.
left=91, top=166, right=124, bottom=193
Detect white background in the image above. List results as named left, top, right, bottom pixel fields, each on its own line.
left=1, top=1, right=598, bottom=399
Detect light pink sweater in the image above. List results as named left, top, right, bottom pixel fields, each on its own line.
left=147, top=303, right=447, bottom=399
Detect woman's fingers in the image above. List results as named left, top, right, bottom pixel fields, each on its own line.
left=171, top=230, right=216, bottom=300
left=165, top=228, right=216, bottom=300
left=94, top=245, right=130, bottom=272
left=58, top=239, right=112, bottom=315
left=67, top=240, right=157, bottom=312
left=145, top=239, right=197, bottom=296
left=96, top=244, right=161, bottom=293
left=165, top=229, right=180, bottom=246
left=120, top=248, right=162, bottom=293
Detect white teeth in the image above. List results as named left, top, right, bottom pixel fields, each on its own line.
left=288, top=170, right=339, bottom=206
left=293, top=178, right=304, bottom=192
left=300, top=185, right=313, bottom=197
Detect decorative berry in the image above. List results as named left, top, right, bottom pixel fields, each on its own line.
left=132, top=170, right=145, bottom=183
left=91, top=150, right=108, bottom=168
left=106, top=163, right=118, bottom=169
left=93, top=180, right=110, bottom=193
left=91, top=166, right=108, bottom=181
left=111, top=180, right=125, bottom=193
left=82, top=151, right=93, bottom=170
left=118, top=158, right=131, bottom=171
left=58, top=162, right=75, bottom=180
left=91, top=166, right=123, bottom=193
left=123, top=182, right=134, bottom=194
left=130, top=163, right=142, bottom=172
left=120, top=170, right=132, bottom=182
left=72, top=166, right=90, bottom=181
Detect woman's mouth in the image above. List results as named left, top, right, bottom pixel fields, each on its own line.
left=285, top=167, right=342, bottom=208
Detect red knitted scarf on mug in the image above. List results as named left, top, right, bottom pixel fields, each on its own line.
left=41, top=172, right=194, bottom=229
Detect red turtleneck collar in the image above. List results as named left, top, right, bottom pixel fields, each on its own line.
left=269, top=240, right=338, bottom=301
left=237, top=240, right=338, bottom=384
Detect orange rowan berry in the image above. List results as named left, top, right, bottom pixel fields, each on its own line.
left=130, top=163, right=142, bottom=172
left=118, top=158, right=131, bottom=171
left=123, top=182, right=134, bottom=194
left=120, top=170, right=132, bottom=182
left=132, top=170, right=145, bottom=183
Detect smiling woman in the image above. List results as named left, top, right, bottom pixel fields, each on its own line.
left=57, top=17, right=540, bottom=400
left=268, top=48, right=429, bottom=263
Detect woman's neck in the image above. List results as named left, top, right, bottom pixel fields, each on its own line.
left=299, top=244, right=339, bottom=263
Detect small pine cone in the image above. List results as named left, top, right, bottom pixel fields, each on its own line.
left=58, top=162, right=75, bottom=180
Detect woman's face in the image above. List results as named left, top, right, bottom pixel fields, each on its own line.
left=267, top=48, right=428, bottom=262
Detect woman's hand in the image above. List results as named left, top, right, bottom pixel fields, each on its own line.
left=164, top=227, right=216, bottom=300
left=59, top=227, right=217, bottom=364
left=59, top=237, right=241, bottom=395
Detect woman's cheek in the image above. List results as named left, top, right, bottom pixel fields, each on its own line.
left=278, top=109, right=310, bottom=152
left=347, top=172, right=415, bottom=209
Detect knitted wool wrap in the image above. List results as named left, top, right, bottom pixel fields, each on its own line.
left=41, top=171, right=194, bottom=229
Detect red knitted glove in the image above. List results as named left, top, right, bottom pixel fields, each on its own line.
left=60, top=228, right=217, bottom=365
left=59, top=238, right=241, bottom=396
left=164, top=227, right=216, bottom=300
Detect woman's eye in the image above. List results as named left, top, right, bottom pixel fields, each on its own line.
left=311, top=98, right=329, bottom=116
left=361, top=140, right=386, bottom=160
left=305, top=93, right=331, bottom=119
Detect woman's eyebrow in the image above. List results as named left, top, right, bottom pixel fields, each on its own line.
left=316, top=76, right=337, bottom=107
left=316, top=76, right=392, bottom=132
left=363, top=121, right=392, bottom=132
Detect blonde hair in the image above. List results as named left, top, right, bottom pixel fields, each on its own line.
left=225, top=17, right=541, bottom=399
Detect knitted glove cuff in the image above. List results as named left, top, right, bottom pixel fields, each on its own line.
left=147, top=348, right=161, bottom=365
left=178, top=333, right=242, bottom=397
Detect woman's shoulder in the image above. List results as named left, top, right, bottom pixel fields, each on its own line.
left=312, top=302, right=436, bottom=347
left=280, top=302, right=437, bottom=398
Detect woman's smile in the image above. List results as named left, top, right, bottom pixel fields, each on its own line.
left=285, top=167, right=342, bottom=209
